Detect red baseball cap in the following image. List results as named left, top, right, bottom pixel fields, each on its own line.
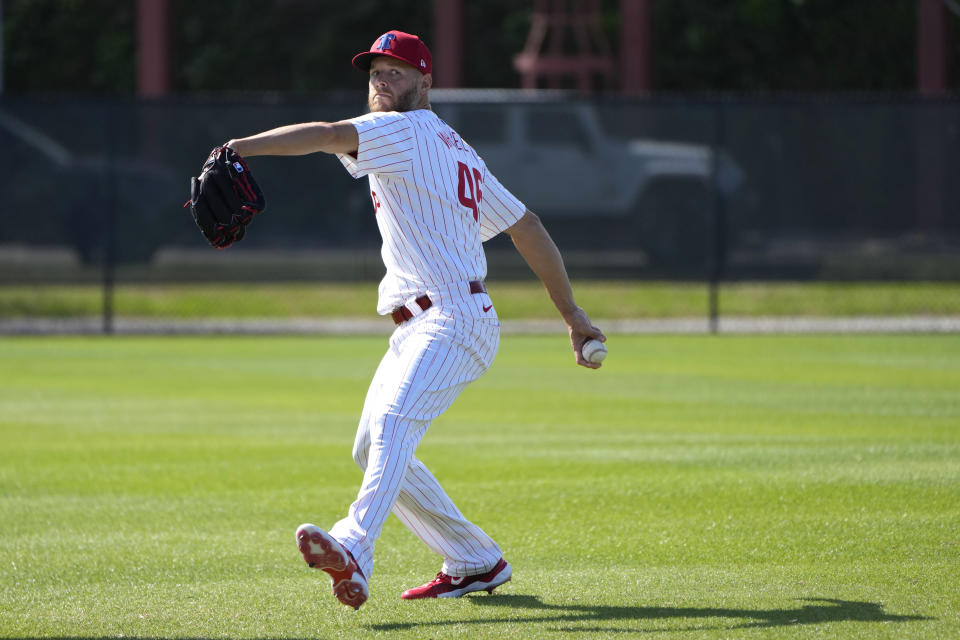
left=352, top=30, right=432, bottom=75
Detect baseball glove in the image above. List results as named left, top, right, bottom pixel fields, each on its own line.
left=187, top=146, right=265, bottom=249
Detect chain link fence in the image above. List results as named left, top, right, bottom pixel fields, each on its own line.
left=1, top=93, right=958, bottom=333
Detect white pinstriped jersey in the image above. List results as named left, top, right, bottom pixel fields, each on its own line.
left=337, top=109, right=526, bottom=315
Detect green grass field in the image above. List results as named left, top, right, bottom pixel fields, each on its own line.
left=1, top=335, right=958, bottom=639
left=2, top=280, right=960, bottom=318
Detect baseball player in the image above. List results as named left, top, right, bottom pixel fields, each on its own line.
left=223, top=30, right=606, bottom=609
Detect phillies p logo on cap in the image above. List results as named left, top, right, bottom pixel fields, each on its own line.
left=376, top=33, right=396, bottom=52
left=352, top=30, right=433, bottom=75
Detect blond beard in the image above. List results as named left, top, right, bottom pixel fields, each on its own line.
left=369, top=84, right=420, bottom=113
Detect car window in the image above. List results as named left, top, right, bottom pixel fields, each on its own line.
left=456, top=107, right=508, bottom=145
left=527, top=109, right=592, bottom=153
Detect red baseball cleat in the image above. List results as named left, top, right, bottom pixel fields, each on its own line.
left=295, top=523, right=368, bottom=610
left=400, top=558, right=512, bottom=599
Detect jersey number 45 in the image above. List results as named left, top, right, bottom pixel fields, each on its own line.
left=457, top=161, right=483, bottom=222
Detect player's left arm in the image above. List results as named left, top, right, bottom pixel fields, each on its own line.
left=504, top=209, right=606, bottom=369
left=226, top=121, right=359, bottom=157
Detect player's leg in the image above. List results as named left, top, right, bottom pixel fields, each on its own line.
left=293, top=347, right=401, bottom=609
left=391, top=454, right=503, bottom=576
left=346, top=342, right=502, bottom=578
left=328, top=315, right=496, bottom=580
left=388, top=317, right=511, bottom=597
left=353, top=398, right=504, bottom=579
left=319, top=340, right=403, bottom=583
left=348, top=344, right=398, bottom=473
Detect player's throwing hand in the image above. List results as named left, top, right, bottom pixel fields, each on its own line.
left=566, top=306, right=607, bottom=369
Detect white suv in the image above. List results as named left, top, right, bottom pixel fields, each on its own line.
left=432, top=91, right=744, bottom=269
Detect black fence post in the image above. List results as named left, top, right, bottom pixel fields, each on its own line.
left=709, top=100, right=728, bottom=334
left=102, top=101, right=117, bottom=335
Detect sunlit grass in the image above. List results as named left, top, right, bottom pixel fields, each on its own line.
left=2, top=281, right=959, bottom=319
left=0, top=334, right=957, bottom=639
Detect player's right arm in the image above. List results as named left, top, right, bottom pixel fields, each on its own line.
left=505, top=209, right=606, bottom=369
left=226, top=121, right=359, bottom=157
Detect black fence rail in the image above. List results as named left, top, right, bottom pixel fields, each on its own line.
left=1, top=93, right=958, bottom=332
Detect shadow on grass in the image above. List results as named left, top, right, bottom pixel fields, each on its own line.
left=369, top=595, right=931, bottom=633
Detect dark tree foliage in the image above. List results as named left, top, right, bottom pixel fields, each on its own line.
left=4, top=0, right=136, bottom=93
left=171, top=0, right=432, bottom=94
left=460, top=0, right=533, bottom=89
left=653, top=0, right=921, bottom=91
left=2, top=0, right=958, bottom=94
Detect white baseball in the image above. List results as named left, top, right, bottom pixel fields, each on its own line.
left=582, top=339, right=607, bottom=364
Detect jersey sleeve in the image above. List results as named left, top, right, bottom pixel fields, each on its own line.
left=336, top=111, right=414, bottom=179
left=478, top=168, right=527, bottom=242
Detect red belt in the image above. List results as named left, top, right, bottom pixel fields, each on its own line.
left=391, top=280, right=486, bottom=325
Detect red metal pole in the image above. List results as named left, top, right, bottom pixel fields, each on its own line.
left=137, top=0, right=170, bottom=97
left=916, top=0, right=947, bottom=95
left=915, top=0, right=947, bottom=231
left=620, top=0, right=651, bottom=94
left=433, top=0, right=464, bottom=88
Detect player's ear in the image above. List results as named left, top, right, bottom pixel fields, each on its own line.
left=420, top=73, right=433, bottom=94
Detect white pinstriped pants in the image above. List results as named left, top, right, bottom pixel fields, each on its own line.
left=328, top=305, right=504, bottom=580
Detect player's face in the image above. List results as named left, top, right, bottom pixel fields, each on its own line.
left=368, top=57, right=430, bottom=112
